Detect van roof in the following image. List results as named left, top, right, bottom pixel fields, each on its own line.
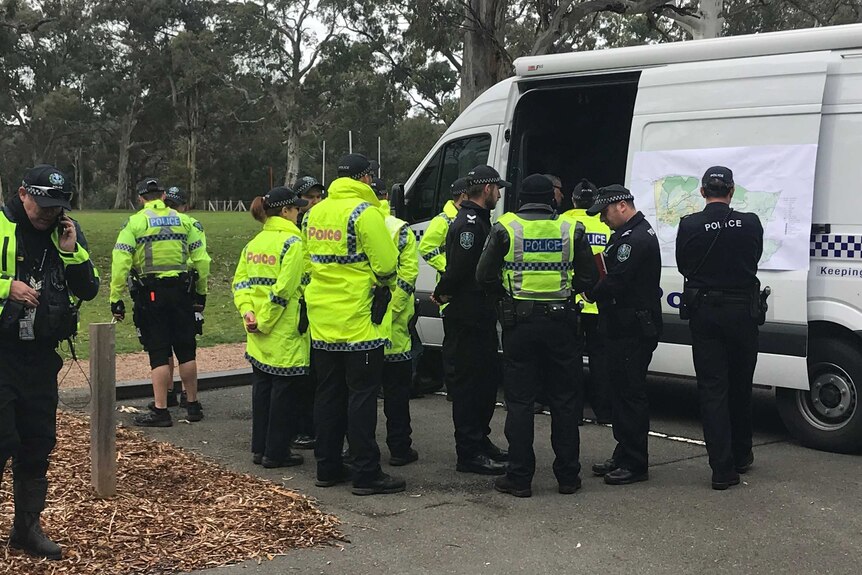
left=514, top=23, right=862, bottom=78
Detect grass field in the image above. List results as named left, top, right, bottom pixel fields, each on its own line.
left=72, top=210, right=261, bottom=358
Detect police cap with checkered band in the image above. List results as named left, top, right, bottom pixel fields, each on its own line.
left=264, top=186, right=308, bottom=209
left=586, top=184, right=635, bottom=216
left=22, top=164, right=73, bottom=210
left=337, top=154, right=378, bottom=180
left=466, top=165, right=512, bottom=189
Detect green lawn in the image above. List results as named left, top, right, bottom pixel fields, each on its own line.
left=73, top=210, right=261, bottom=358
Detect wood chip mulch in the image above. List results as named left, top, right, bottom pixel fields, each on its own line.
left=0, top=412, right=342, bottom=574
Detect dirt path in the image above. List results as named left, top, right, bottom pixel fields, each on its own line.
left=58, top=342, right=249, bottom=389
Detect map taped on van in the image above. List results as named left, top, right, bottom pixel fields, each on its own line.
left=630, top=145, right=817, bottom=271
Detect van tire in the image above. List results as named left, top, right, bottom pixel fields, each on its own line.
left=776, top=336, right=862, bottom=454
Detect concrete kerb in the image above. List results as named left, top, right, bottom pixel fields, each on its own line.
left=114, top=368, right=252, bottom=400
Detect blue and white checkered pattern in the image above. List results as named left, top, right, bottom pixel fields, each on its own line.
left=311, top=253, right=369, bottom=264
left=301, top=273, right=311, bottom=286
left=246, top=353, right=308, bottom=376
left=810, top=234, right=862, bottom=259
left=233, top=277, right=277, bottom=290
left=189, top=240, right=203, bottom=251
left=269, top=293, right=288, bottom=307
left=398, top=226, right=409, bottom=252
left=422, top=247, right=443, bottom=261
left=281, top=236, right=301, bottom=261
left=397, top=278, right=415, bottom=294
left=114, top=242, right=135, bottom=254
left=347, top=202, right=372, bottom=254
left=384, top=351, right=413, bottom=362
left=503, top=261, right=571, bottom=272
left=311, top=339, right=387, bottom=352
left=137, top=233, right=187, bottom=244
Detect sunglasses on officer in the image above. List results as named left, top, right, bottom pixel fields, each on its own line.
left=24, top=184, right=74, bottom=206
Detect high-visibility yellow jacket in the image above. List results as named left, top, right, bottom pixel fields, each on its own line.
left=379, top=201, right=418, bottom=361
left=304, top=177, right=398, bottom=350
left=110, top=199, right=210, bottom=302
left=418, top=200, right=458, bottom=274
left=232, top=216, right=309, bottom=375
left=498, top=212, right=577, bottom=301
left=0, top=209, right=98, bottom=321
left=562, top=208, right=611, bottom=314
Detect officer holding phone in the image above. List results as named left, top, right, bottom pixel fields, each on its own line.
left=0, top=165, right=99, bottom=560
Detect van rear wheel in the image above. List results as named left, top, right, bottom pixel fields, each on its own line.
left=776, top=337, right=862, bottom=454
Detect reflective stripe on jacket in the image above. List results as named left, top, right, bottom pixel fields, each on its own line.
left=380, top=201, right=418, bottom=360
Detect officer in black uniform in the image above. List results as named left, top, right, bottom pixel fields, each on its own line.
left=675, top=166, right=764, bottom=490
left=433, top=165, right=508, bottom=475
left=477, top=174, right=597, bottom=497
left=0, top=165, right=99, bottom=559
left=583, top=185, right=662, bottom=485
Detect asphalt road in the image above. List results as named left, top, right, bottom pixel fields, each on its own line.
left=99, top=377, right=862, bottom=575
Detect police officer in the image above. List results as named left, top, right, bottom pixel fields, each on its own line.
left=477, top=174, right=597, bottom=497
left=0, top=165, right=99, bottom=559
left=163, top=185, right=206, bottom=408
left=371, top=178, right=419, bottom=466
left=234, top=186, right=310, bottom=468
left=583, top=185, right=661, bottom=485
left=292, top=175, right=326, bottom=450
left=111, top=178, right=211, bottom=427
left=563, top=179, right=613, bottom=424
left=433, top=165, right=508, bottom=475
left=675, top=166, right=764, bottom=490
left=305, top=153, right=405, bottom=496
left=417, top=177, right=469, bottom=397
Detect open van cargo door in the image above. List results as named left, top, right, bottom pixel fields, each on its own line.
left=626, top=51, right=831, bottom=390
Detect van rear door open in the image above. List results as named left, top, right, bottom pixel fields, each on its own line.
left=627, top=52, right=831, bottom=390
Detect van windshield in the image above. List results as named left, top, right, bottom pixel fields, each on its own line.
left=506, top=72, right=640, bottom=212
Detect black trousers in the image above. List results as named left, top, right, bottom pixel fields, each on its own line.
left=581, top=313, right=612, bottom=421
left=443, top=315, right=499, bottom=460
left=607, top=335, right=656, bottom=474
left=251, top=367, right=300, bottom=460
left=0, top=343, right=62, bottom=487
left=382, top=359, right=413, bottom=456
left=502, top=316, right=582, bottom=487
left=690, top=301, right=758, bottom=476
left=313, top=347, right=384, bottom=485
left=295, top=356, right=316, bottom=437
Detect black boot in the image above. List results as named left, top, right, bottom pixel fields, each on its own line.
left=9, top=478, right=62, bottom=560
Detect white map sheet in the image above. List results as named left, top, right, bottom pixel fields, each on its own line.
left=629, top=145, right=817, bottom=271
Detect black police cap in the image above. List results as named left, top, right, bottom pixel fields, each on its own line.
left=572, top=179, right=598, bottom=202
left=137, top=177, right=164, bottom=196
left=370, top=178, right=387, bottom=197
left=22, top=164, right=73, bottom=210
left=264, top=186, right=308, bottom=209
left=586, top=184, right=635, bottom=216
left=337, top=154, right=378, bottom=179
left=450, top=177, right=470, bottom=196
left=466, top=165, right=512, bottom=189
left=294, top=176, right=325, bottom=196
left=165, top=186, right=186, bottom=205
left=702, top=166, right=734, bottom=190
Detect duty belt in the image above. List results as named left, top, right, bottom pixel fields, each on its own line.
left=700, top=289, right=752, bottom=305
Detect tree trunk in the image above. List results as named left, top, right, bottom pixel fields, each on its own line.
left=460, top=0, right=509, bottom=112
left=114, top=93, right=139, bottom=210
left=693, top=0, right=723, bottom=39
left=73, top=148, right=84, bottom=209
left=283, top=119, right=300, bottom=187
left=186, top=86, right=200, bottom=208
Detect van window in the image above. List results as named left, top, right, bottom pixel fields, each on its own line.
left=406, top=133, right=491, bottom=222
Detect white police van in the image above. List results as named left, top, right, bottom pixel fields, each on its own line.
left=391, top=24, right=862, bottom=453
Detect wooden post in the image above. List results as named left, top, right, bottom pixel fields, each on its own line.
left=90, top=323, right=117, bottom=498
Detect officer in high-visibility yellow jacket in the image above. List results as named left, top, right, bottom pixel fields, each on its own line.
left=418, top=177, right=468, bottom=278
left=477, top=174, right=597, bottom=498
left=304, top=153, right=405, bottom=496
left=0, top=165, right=99, bottom=561
left=110, top=178, right=211, bottom=428
left=562, top=179, right=613, bottom=424
left=233, top=186, right=310, bottom=469
left=372, top=178, right=419, bottom=467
